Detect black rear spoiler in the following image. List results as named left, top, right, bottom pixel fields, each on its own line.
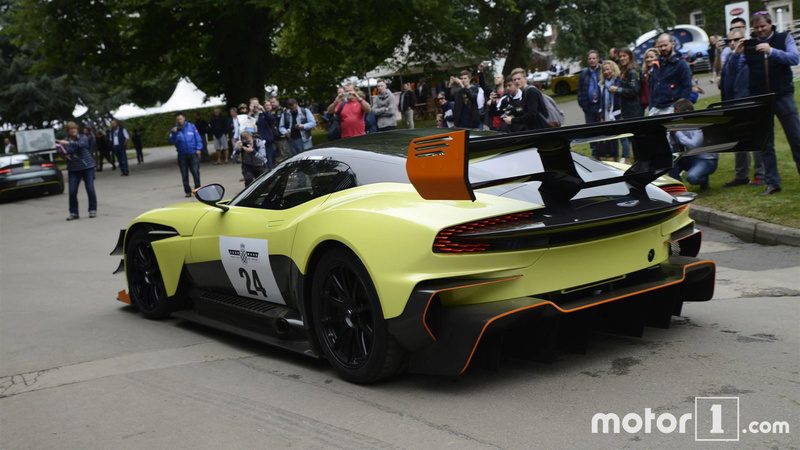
left=407, top=94, right=774, bottom=202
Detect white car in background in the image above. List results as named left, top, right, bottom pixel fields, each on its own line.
left=527, top=70, right=555, bottom=89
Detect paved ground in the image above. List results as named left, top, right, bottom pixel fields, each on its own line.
left=1, top=143, right=798, bottom=449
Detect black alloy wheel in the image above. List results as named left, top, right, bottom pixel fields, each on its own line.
left=555, top=81, right=570, bottom=96
left=311, top=249, right=405, bottom=383
left=126, top=228, right=181, bottom=319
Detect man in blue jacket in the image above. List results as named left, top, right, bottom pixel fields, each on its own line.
left=168, top=111, right=203, bottom=197
left=577, top=50, right=602, bottom=157
left=649, top=33, right=693, bottom=116
left=279, top=98, right=316, bottom=156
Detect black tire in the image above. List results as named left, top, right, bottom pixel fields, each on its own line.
left=126, top=228, right=184, bottom=319
left=50, top=182, right=64, bottom=195
left=555, top=81, right=570, bottom=96
left=311, top=249, right=406, bottom=383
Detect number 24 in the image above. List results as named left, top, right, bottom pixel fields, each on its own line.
left=239, top=268, right=268, bottom=297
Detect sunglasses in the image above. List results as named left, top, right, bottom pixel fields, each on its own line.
left=754, top=10, right=768, bottom=15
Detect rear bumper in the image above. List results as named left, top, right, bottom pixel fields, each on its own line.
left=387, top=255, right=714, bottom=376
left=0, top=170, right=63, bottom=195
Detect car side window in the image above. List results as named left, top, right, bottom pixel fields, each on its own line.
left=234, top=158, right=357, bottom=210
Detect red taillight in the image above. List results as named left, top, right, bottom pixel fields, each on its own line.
left=41, top=163, right=55, bottom=168
left=661, top=184, right=689, bottom=212
left=434, top=212, right=536, bottom=253
left=660, top=185, right=687, bottom=194
left=0, top=169, right=10, bottom=175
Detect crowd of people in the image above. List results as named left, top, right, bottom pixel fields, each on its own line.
left=8, top=10, right=798, bottom=220
left=572, top=12, right=799, bottom=195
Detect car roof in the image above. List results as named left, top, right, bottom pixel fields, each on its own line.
left=0, top=154, right=30, bottom=169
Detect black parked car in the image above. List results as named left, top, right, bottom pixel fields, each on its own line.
left=0, top=153, right=64, bottom=200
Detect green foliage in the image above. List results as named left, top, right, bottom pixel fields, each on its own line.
left=551, top=0, right=676, bottom=63
left=665, top=0, right=767, bottom=37
left=121, top=106, right=220, bottom=149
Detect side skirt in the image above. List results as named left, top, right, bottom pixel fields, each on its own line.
left=172, top=288, right=319, bottom=358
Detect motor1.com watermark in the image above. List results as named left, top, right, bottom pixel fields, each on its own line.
left=591, top=397, right=791, bottom=441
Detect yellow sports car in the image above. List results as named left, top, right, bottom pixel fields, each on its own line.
left=111, top=96, right=772, bottom=383
left=551, top=72, right=581, bottom=96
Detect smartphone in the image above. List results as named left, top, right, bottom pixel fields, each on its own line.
left=481, top=60, right=491, bottom=67
left=744, top=39, right=758, bottom=55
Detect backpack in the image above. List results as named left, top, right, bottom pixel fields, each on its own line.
left=540, top=92, right=564, bottom=127
left=639, top=73, right=651, bottom=107
left=364, top=110, right=377, bottom=134
left=327, top=101, right=346, bottom=141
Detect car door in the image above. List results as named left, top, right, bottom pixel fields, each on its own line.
left=187, top=158, right=356, bottom=309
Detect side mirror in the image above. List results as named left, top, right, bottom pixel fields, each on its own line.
left=194, top=184, right=229, bottom=212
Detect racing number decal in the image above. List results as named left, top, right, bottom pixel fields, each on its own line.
left=219, top=236, right=286, bottom=304
left=239, top=268, right=268, bottom=297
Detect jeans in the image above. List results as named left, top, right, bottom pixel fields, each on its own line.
left=583, top=106, right=601, bottom=157
left=288, top=138, right=312, bottom=156
left=134, top=145, right=143, bottom=163
left=177, top=153, right=200, bottom=194
left=113, top=145, right=129, bottom=174
left=265, top=143, right=276, bottom=169
left=620, top=138, right=631, bottom=159
left=649, top=105, right=674, bottom=116
left=242, top=164, right=268, bottom=187
left=669, top=156, right=718, bottom=188
left=733, top=152, right=764, bottom=181
left=68, top=168, right=97, bottom=217
left=761, top=92, right=800, bottom=188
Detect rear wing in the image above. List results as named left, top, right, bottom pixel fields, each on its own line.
left=406, top=94, right=774, bottom=202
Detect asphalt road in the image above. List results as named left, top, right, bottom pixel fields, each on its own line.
left=1, top=145, right=798, bottom=449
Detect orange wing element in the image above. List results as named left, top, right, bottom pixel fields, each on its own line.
left=406, top=130, right=475, bottom=201
left=117, top=289, right=131, bottom=304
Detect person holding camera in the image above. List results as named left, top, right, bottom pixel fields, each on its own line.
left=168, top=111, right=203, bottom=197
left=730, top=11, right=800, bottom=196
left=448, top=69, right=482, bottom=129
left=715, top=17, right=747, bottom=77
left=496, top=76, right=525, bottom=132
left=719, top=27, right=765, bottom=189
left=502, top=68, right=549, bottom=131
left=234, top=131, right=269, bottom=187
left=279, top=98, right=316, bottom=156
left=327, top=83, right=371, bottom=138
left=58, top=121, right=97, bottom=220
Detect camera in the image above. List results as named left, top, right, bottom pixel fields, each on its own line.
left=744, top=39, right=759, bottom=55
left=501, top=104, right=515, bottom=119
left=176, top=124, right=184, bottom=132
left=343, top=92, right=350, bottom=100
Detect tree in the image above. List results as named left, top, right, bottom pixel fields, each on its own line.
left=665, top=0, right=767, bottom=37
left=5, top=0, right=484, bottom=123
left=475, top=0, right=562, bottom=76
left=549, top=0, right=676, bottom=63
